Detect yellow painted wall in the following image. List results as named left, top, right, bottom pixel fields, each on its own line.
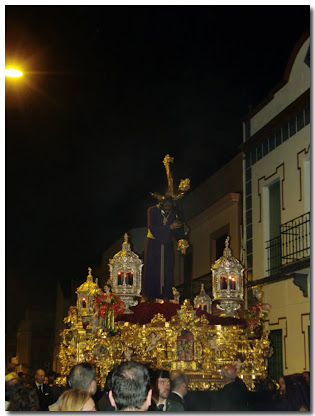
left=264, top=278, right=310, bottom=373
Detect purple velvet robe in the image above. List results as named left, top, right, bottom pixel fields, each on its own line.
left=143, top=205, right=176, bottom=299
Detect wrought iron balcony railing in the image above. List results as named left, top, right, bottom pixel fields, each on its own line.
left=266, top=212, right=310, bottom=275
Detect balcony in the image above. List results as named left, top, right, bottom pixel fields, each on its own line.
left=265, top=212, right=310, bottom=276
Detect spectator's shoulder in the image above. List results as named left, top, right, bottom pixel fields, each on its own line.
left=167, top=398, right=184, bottom=411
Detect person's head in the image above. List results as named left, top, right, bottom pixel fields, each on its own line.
left=109, top=361, right=152, bottom=411
left=221, top=364, right=237, bottom=385
left=170, top=370, right=189, bottom=397
left=266, top=378, right=277, bottom=392
left=68, top=362, right=97, bottom=395
left=279, top=376, right=286, bottom=392
left=35, top=368, right=45, bottom=385
left=302, top=371, right=310, bottom=386
left=58, top=389, right=96, bottom=411
left=5, top=377, right=23, bottom=401
left=5, top=372, right=18, bottom=382
left=284, top=374, right=310, bottom=411
left=7, top=385, right=40, bottom=411
left=48, top=370, right=57, bottom=385
left=151, top=369, right=171, bottom=401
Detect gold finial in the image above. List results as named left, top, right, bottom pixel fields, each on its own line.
left=223, top=236, right=232, bottom=258
left=201, top=283, right=205, bottom=291
left=87, top=267, right=93, bottom=282
left=122, top=233, right=131, bottom=252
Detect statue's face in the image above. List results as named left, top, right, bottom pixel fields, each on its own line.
left=162, top=200, right=172, bottom=214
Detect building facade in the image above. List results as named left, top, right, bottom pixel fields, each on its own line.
left=242, top=31, right=310, bottom=378
left=175, top=153, right=243, bottom=303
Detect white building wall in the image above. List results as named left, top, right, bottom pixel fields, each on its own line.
left=244, top=34, right=310, bottom=375
left=250, top=39, right=310, bottom=136
left=251, top=126, right=310, bottom=278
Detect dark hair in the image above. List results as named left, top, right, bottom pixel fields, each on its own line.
left=7, top=386, right=40, bottom=411
left=111, top=361, right=151, bottom=410
left=5, top=378, right=23, bottom=401
left=68, top=362, right=96, bottom=391
left=105, top=369, right=114, bottom=393
left=150, top=368, right=170, bottom=385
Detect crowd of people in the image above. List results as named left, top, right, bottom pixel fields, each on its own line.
left=5, top=362, right=310, bottom=411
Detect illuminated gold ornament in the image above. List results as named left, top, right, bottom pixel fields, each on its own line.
left=107, top=233, right=143, bottom=314
left=76, top=267, right=102, bottom=317
left=177, top=238, right=189, bottom=255
left=212, top=237, right=244, bottom=317
left=194, top=284, right=212, bottom=313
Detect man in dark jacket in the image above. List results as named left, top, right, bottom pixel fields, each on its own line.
left=212, top=364, right=248, bottom=411
left=169, top=370, right=188, bottom=409
left=148, top=369, right=184, bottom=411
left=33, top=368, right=53, bottom=411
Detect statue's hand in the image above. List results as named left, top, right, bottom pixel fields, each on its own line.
left=170, top=220, right=182, bottom=229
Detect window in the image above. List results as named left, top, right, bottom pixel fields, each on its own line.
left=268, top=329, right=283, bottom=381
left=267, top=180, right=281, bottom=274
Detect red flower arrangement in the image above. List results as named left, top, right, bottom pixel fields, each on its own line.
left=95, top=292, right=125, bottom=320
left=245, top=302, right=263, bottom=329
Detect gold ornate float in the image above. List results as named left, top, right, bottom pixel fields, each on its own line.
left=58, top=238, right=272, bottom=391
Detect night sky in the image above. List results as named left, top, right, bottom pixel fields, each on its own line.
left=5, top=5, right=310, bottom=334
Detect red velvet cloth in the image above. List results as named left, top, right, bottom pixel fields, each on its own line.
left=118, top=302, right=246, bottom=326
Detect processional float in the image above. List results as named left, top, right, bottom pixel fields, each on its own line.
left=58, top=155, right=272, bottom=390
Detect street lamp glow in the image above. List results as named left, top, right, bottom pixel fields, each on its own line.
left=5, top=68, right=23, bottom=77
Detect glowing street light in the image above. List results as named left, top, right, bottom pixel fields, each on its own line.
left=5, top=68, right=23, bottom=77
